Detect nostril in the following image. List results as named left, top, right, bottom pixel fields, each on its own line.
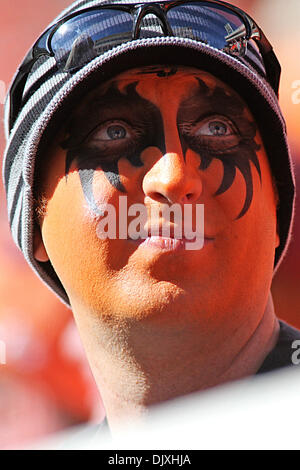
left=143, top=163, right=203, bottom=205
left=147, top=191, right=198, bottom=205
left=181, top=193, right=197, bottom=204
left=149, top=192, right=170, bottom=203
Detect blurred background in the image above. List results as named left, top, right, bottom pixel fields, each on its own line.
left=0, top=0, right=299, bottom=449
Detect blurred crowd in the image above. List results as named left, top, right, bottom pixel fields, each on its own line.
left=0, top=0, right=299, bottom=449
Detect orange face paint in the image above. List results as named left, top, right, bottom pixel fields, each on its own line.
left=36, top=66, right=279, bottom=331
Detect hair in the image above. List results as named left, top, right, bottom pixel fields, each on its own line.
left=34, top=193, right=48, bottom=224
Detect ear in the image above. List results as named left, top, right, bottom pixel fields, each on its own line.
left=33, top=226, right=49, bottom=262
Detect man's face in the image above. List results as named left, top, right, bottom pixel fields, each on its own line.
left=36, top=66, right=278, bottom=334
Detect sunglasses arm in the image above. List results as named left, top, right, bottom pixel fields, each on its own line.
left=255, top=29, right=281, bottom=96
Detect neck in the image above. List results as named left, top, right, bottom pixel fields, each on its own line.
left=71, top=293, right=279, bottom=433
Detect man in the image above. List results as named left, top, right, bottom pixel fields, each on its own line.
left=3, top=0, right=300, bottom=435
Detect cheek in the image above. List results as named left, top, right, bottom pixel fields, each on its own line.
left=218, top=151, right=277, bottom=273
left=189, top=152, right=246, bottom=222
left=252, top=151, right=278, bottom=249
left=213, top=162, right=248, bottom=220
left=41, top=171, right=116, bottom=301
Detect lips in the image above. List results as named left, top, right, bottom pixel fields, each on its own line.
left=130, top=222, right=197, bottom=239
left=127, top=223, right=214, bottom=252
left=130, top=235, right=214, bottom=252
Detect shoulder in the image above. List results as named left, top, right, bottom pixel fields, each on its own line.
left=277, top=320, right=300, bottom=341
left=256, top=320, right=300, bottom=374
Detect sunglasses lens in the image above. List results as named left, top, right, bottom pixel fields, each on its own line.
left=51, top=9, right=133, bottom=71
left=167, top=2, right=247, bottom=54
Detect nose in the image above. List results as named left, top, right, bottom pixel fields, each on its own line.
left=142, top=150, right=203, bottom=206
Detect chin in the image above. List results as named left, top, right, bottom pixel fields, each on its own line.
left=94, top=275, right=204, bottom=323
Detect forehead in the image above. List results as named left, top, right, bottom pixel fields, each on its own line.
left=105, top=65, right=216, bottom=92
left=72, top=65, right=253, bottom=121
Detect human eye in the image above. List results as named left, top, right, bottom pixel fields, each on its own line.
left=180, top=115, right=240, bottom=155
left=191, top=115, right=237, bottom=137
left=88, top=120, right=133, bottom=144
left=80, top=119, right=146, bottom=164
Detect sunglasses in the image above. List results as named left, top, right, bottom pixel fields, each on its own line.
left=8, top=0, right=281, bottom=132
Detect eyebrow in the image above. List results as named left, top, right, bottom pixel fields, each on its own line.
left=62, top=81, right=166, bottom=157
left=177, top=77, right=246, bottom=123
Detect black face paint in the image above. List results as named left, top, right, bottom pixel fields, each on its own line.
left=134, top=65, right=178, bottom=78
left=177, top=77, right=212, bottom=160
left=177, top=78, right=261, bottom=218
left=155, top=67, right=178, bottom=78
left=61, top=82, right=165, bottom=212
left=62, top=75, right=261, bottom=220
